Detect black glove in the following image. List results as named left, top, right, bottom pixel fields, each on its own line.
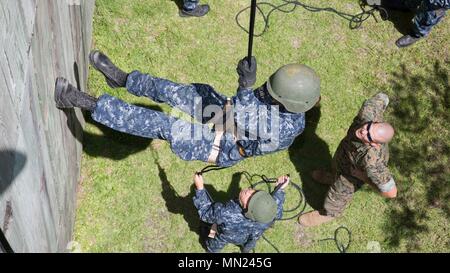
left=237, top=56, right=257, bottom=88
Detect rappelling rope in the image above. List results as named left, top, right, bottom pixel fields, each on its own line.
left=236, top=0, right=388, bottom=37
left=197, top=167, right=352, bottom=253
left=241, top=171, right=306, bottom=221
left=318, top=226, right=352, bottom=253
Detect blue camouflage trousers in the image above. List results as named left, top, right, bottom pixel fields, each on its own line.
left=183, top=0, right=199, bottom=10
left=91, top=71, right=240, bottom=166
left=206, top=236, right=231, bottom=253
left=413, top=1, right=448, bottom=37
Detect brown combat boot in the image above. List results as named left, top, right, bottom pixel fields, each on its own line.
left=311, top=169, right=335, bottom=185
left=298, top=211, right=334, bottom=227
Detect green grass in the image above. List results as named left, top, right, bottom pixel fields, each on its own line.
left=74, top=0, right=450, bottom=252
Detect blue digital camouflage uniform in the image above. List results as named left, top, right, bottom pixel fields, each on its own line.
left=183, top=0, right=199, bottom=10
left=193, top=188, right=285, bottom=253
left=90, top=70, right=305, bottom=167
left=413, top=0, right=449, bottom=37
left=323, top=93, right=396, bottom=217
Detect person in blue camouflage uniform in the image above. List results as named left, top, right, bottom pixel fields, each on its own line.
left=366, top=0, right=449, bottom=47
left=54, top=51, right=319, bottom=168
left=179, top=0, right=210, bottom=17
left=298, top=93, right=397, bottom=227
left=193, top=173, right=289, bottom=253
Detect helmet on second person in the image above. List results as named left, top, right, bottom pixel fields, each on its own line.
left=244, top=191, right=277, bottom=224
left=266, top=64, right=321, bottom=113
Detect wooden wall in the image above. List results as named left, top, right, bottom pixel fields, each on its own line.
left=0, top=0, right=95, bottom=252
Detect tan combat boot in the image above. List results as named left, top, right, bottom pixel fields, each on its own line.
left=298, top=211, right=334, bottom=227
left=311, top=169, right=335, bottom=185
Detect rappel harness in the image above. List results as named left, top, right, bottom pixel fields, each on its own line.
left=206, top=0, right=259, bottom=164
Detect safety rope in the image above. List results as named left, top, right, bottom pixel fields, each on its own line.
left=318, top=226, right=352, bottom=253
left=247, top=0, right=258, bottom=64
left=198, top=167, right=352, bottom=253
left=241, top=171, right=306, bottom=221
left=236, top=0, right=388, bottom=37
left=241, top=171, right=352, bottom=253
left=197, top=165, right=229, bottom=175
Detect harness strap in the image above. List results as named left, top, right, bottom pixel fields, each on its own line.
left=207, top=98, right=235, bottom=163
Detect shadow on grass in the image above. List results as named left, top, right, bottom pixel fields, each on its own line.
left=384, top=9, right=416, bottom=36
left=382, top=61, right=450, bottom=251
left=157, top=161, right=243, bottom=251
left=170, top=0, right=184, bottom=10
left=82, top=103, right=163, bottom=160
left=371, top=0, right=421, bottom=35
left=288, top=106, right=333, bottom=210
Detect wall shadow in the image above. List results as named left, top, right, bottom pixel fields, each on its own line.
left=381, top=61, right=450, bottom=251
left=157, top=160, right=243, bottom=251
left=0, top=150, right=27, bottom=195
left=0, top=150, right=26, bottom=253
left=288, top=106, right=333, bottom=210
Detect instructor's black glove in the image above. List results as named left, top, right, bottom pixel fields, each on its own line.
left=237, top=56, right=257, bottom=88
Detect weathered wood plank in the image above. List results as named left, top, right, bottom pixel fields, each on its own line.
left=0, top=0, right=94, bottom=252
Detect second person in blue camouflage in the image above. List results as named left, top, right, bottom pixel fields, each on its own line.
left=193, top=172, right=289, bottom=253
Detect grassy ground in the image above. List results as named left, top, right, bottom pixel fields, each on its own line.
left=74, top=0, right=450, bottom=252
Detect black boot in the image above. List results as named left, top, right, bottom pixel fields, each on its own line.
left=54, top=77, right=98, bottom=111
left=395, top=34, right=422, bottom=48
left=89, top=50, right=129, bottom=88
left=179, top=4, right=210, bottom=17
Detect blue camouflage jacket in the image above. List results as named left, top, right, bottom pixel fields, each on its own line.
left=193, top=188, right=285, bottom=252
left=216, top=85, right=305, bottom=166
left=428, top=0, right=450, bottom=8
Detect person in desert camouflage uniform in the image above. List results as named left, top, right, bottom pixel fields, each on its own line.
left=298, top=92, right=398, bottom=227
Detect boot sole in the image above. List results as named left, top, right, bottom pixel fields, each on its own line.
left=179, top=5, right=209, bottom=17
left=89, top=50, right=121, bottom=89
left=54, top=77, right=71, bottom=109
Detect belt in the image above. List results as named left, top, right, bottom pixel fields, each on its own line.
left=207, top=98, right=239, bottom=163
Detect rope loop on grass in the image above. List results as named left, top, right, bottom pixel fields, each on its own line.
left=235, top=0, right=384, bottom=37
left=318, top=226, right=352, bottom=253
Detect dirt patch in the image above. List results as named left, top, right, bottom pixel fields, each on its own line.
left=294, top=224, right=313, bottom=248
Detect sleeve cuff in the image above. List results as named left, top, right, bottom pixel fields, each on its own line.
left=378, top=178, right=396, bottom=193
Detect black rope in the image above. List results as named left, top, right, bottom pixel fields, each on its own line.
left=236, top=0, right=387, bottom=37
left=198, top=169, right=352, bottom=253
left=241, top=171, right=306, bottom=253
left=247, top=0, right=258, bottom=64
left=318, top=226, right=352, bottom=253
left=242, top=171, right=306, bottom=221
left=197, top=165, right=229, bottom=175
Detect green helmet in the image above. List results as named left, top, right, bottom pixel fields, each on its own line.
left=245, top=191, right=277, bottom=224
left=267, top=63, right=321, bottom=113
